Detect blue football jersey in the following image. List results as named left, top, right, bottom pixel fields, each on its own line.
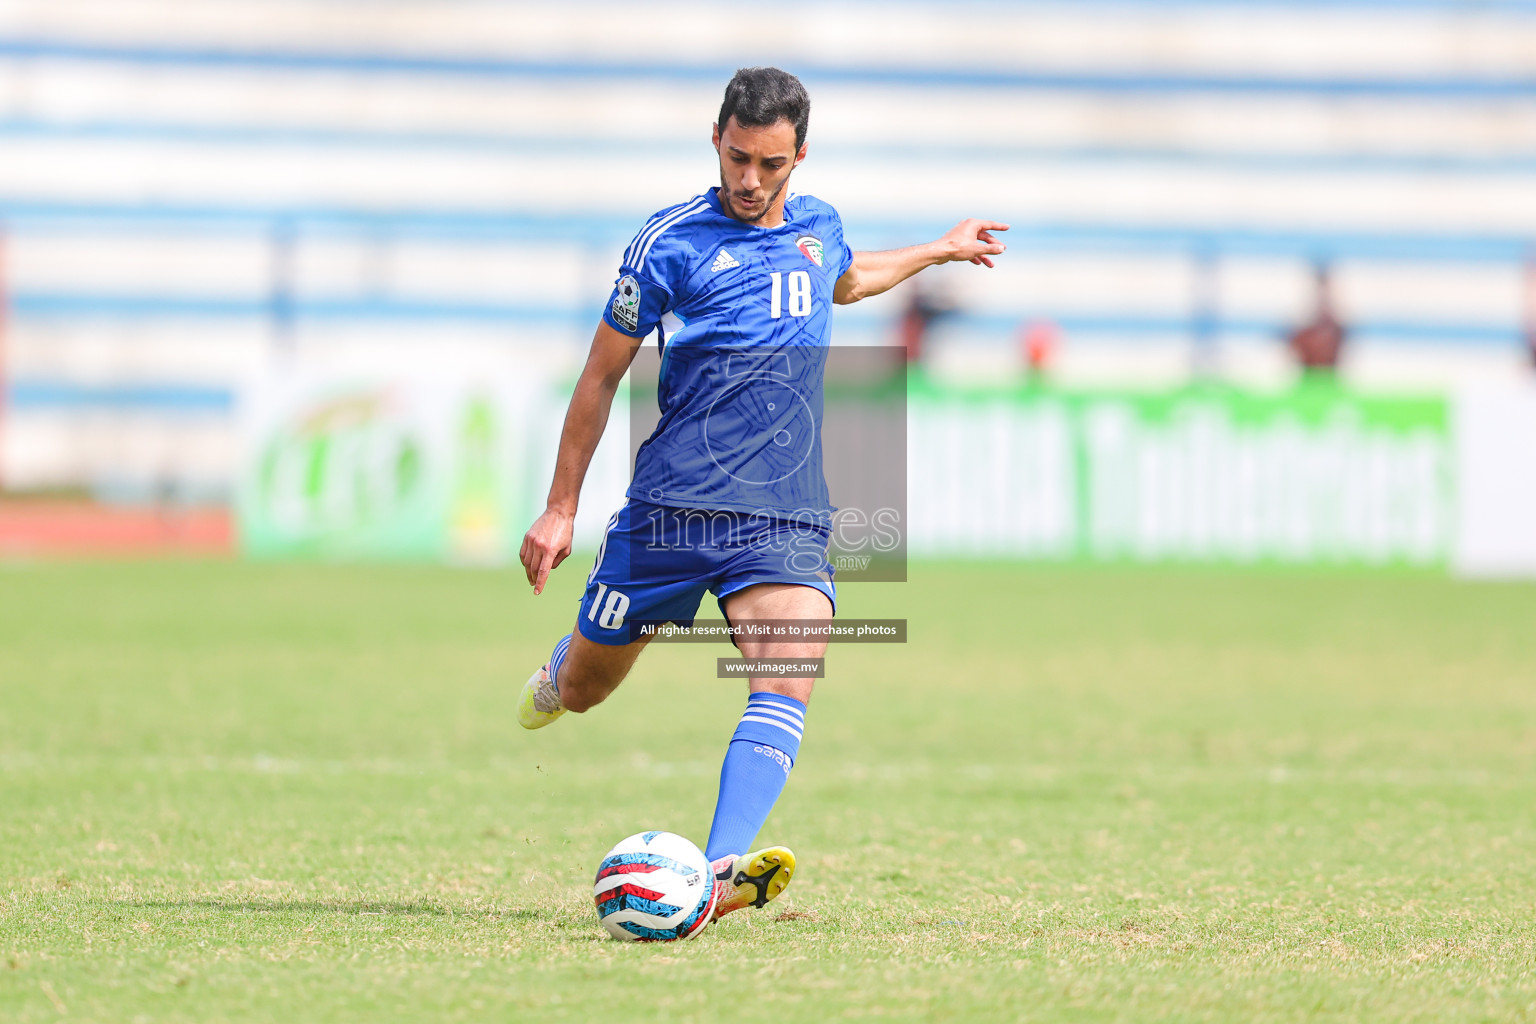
left=602, top=188, right=855, bottom=519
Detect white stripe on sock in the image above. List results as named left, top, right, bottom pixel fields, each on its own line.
left=748, top=696, right=804, bottom=714
left=745, top=703, right=805, bottom=727
left=739, top=714, right=803, bottom=742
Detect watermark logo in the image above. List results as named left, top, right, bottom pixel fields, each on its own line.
left=628, top=345, right=909, bottom=581
left=704, top=352, right=816, bottom=487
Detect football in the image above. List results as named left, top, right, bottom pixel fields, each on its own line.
left=593, top=831, right=717, bottom=941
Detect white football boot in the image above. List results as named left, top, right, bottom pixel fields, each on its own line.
left=516, top=664, right=565, bottom=730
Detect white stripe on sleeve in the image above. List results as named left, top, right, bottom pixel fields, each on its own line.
left=635, top=199, right=707, bottom=271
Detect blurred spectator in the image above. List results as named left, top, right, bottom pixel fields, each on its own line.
left=1287, top=263, right=1346, bottom=371
left=896, top=281, right=956, bottom=364
left=1020, top=319, right=1061, bottom=380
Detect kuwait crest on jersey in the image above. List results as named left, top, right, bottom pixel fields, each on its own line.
left=795, top=234, right=824, bottom=268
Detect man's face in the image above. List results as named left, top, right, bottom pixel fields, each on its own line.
left=712, top=116, right=806, bottom=223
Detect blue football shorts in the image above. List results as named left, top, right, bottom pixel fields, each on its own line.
left=576, top=498, right=837, bottom=646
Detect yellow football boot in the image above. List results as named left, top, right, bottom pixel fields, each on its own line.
left=710, top=846, right=796, bottom=920
left=516, top=664, right=565, bottom=730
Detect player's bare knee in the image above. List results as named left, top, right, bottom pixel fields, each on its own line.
left=557, top=657, right=631, bottom=713
left=557, top=671, right=608, bottom=713
left=561, top=689, right=601, bottom=714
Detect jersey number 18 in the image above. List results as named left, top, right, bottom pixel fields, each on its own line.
left=768, top=271, right=813, bottom=319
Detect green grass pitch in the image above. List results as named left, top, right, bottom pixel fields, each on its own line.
left=3, top=559, right=1535, bottom=1022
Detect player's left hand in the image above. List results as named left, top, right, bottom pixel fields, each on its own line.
left=940, top=219, right=1009, bottom=268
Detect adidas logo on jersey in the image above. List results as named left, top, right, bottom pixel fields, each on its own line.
left=711, top=248, right=740, bottom=272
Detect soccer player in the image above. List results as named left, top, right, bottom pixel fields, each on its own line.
left=517, top=66, right=1006, bottom=927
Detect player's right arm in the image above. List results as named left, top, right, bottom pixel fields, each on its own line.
left=519, top=320, right=643, bottom=595
left=833, top=219, right=1008, bottom=304
left=522, top=198, right=690, bottom=592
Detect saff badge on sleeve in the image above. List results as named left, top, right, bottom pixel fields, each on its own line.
left=612, top=275, right=642, bottom=331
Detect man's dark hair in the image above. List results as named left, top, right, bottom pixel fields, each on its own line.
left=717, top=67, right=810, bottom=151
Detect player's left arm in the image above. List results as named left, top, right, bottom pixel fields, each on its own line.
left=833, top=218, right=1008, bottom=305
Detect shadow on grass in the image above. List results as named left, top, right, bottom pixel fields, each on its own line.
left=108, top=898, right=543, bottom=919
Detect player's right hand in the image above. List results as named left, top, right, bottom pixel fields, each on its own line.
left=519, top=509, right=575, bottom=595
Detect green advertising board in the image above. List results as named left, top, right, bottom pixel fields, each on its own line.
left=907, top=379, right=1451, bottom=566
left=238, top=368, right=1453, bottom=570
left=237, top=374, right=526, bottom=563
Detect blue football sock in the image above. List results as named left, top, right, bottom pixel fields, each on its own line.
left=704, top=692, right=806, bottom=862
left=546, top=633, right=572, bottom=695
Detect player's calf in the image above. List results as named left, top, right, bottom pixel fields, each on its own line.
left=558, top=630, right=649, bottom=713
left=517, top=630, right=649, bottom=728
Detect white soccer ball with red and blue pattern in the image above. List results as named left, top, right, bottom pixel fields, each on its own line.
left=593, top=831, right=717, bottom=941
